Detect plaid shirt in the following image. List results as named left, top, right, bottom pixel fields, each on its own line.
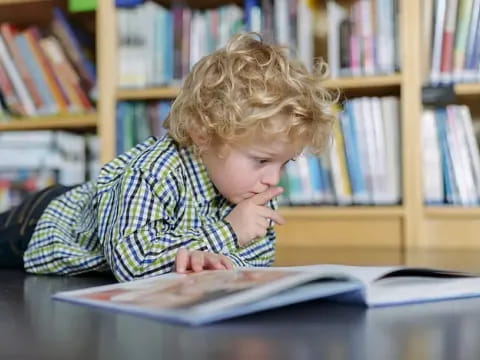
left=24, top=135, right=276, bottom=281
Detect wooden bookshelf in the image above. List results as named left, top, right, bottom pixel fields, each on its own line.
left=115, top=75, right=403, bottom=101
left=0, top=0, right=50, bottom=4
left=0, top=113, right=96, bottom=131
left=425, top=207, right=480, bottom=218
left=78, top=0, right=419, bottom=252
left=116, top=87, right=180, bottom=100
left=4, top=0, right=480, bottom=258
left=279, top=206, right=404, bottom=218
left=455, top=83, right=480, bottom=96
left=323, top=74, right=402, bottom=89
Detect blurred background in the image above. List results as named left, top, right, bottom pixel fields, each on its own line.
left=0, top=0, right=479, bottom=269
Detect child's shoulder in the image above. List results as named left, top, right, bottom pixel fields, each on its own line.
left=134, top=134, right=185, bottom=175
left=100, top=135, right=186, bottom=184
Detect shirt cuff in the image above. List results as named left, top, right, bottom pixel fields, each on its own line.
left=201, top=220, right=238, bottom=253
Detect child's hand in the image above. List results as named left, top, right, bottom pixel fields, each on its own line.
left=175, top=248, right=234, bottom=273
left=225, top=187, right=285, bottom=247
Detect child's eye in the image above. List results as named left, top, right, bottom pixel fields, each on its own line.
left=257, top=159, right=269, bottom=164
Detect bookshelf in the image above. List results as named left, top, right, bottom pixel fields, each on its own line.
left=322, top=74, right=402, bottom=89
left=0, top=113, right=96, bottom=131
left=455, top=83, right=480, bottom=96
left=0, top=0, right=97, bottom=130
left=116, top=87, right=180, bottom=101
left=105, top=0, right=419, bottom=254
left=3, top=0, right=480, bottom=258
left=115, top=74, right=403, bottom=101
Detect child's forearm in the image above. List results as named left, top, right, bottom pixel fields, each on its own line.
left=105, top=220, right=246, bottom=281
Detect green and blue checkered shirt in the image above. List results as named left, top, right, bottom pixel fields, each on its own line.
left=23, top=135, right=276, bottom=281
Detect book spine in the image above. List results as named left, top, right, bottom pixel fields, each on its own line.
left=0, top=35, right=36, bottom=116
left=439, top=0, right=459, bottom=83
left=24, top=28, right=66, bottom=113
left=0, top=54, right=23, bottom=115
left=0, top=24, right=43, bottom=110
left=52, top=7, right=95, bottom=90
left=40, top=37, right=83, bottom=112
left=463, top=0, right=480, bottom=81
left=430, top=0, right=447, bottom=84
left=453, top=0, right=473, bottom=81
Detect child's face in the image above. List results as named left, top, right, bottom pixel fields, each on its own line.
left=201, top=133, right=300, bottom=204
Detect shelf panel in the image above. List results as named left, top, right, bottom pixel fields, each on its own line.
left=116, top=87, right=180, bottom=100
left=279, top=206, right=404, bottom=219
left=323, top=74, right=402, bottom=89
left=275, top=247, right=403, bottom=267
left=0, top=0, right=50, bottom=4
left=423, top=216, right=480, bottom=249
left=276, top=211, right=402, bottom=248
left=0, top=113, right=97, bottom=131
left=425, top=207, right=480, bottom=218
left=455, top=83, right=480, bottom=96
left=116, top=75, right=404, bottom=100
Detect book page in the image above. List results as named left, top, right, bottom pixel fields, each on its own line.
left=289, top=264, right=403, bottom=284
left=61, top=268, right=311, bottom=312
left=366, top=276, right=480, bottom=306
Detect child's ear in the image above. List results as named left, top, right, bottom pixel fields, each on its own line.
left=187, top=128, right=209, bottom=152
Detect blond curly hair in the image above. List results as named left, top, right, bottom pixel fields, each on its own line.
left=164, top=33, right=337, bottom=155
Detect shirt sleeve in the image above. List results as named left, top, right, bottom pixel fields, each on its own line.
left=99, top=168, right=241, bottom=281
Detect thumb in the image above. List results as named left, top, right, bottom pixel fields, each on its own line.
left=250, top=187, right=283, bottom=205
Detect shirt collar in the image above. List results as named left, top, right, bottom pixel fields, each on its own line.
left=178, top=144, right=220, bottom=203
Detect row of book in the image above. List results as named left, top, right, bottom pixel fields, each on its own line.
left=116, top=101, right=171, bottom=154
left=0, top=7, right=95, bottom=118
left=279, top=96, right=401, bottom=206
left=326, top=0, right=400, bottom=78
left=424, top=0, right=480, bottom=85
left=423, top=105, right=480, bottom=206
left=116, top=0, right=315, bottom=88
left=0, top=131, right=99, bottom=211
left=117, top=2, right=242, bottom=88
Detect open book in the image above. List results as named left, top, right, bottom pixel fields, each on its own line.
left=53, top=265, right=480, bottom=325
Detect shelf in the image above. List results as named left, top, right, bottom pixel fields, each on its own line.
left=116, top=87, right=180, bottom=100
left=425, top=207, right=480, bottom=218
left=115, top=75, right=403, bottom=101
left=0, top=0, right=49, bottom=5
left=0, top=113, right=97, bottom=131
left=279, top=206, right=404, bottom=219
left=455, top=83, right=480, bottom=96
left=323, top=74, right=402, bottom=89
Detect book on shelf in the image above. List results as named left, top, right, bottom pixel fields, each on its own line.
left=422, top=105, right=480, bottom=206
left=326, top=0, right=399, bottom=78
left=116, top=0, right=316, bottom=88
left=53, top=264, right=480, bottom=326
left=279, top=96, right=401, bottom=206
left=116, top=100, right=171, bottom=154
left=0, top=7, right=95, bottom=118
left=427, top=0, right=480, bottom=84
left=0, top=130, right=99, bottom=211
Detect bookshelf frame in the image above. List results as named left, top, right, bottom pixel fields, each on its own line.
left=0, top=113, right=96, bottom=131
left=2, top=0, right=480, bottom=253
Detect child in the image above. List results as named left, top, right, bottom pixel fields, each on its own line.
left=0, top=33, right=336, bottom=281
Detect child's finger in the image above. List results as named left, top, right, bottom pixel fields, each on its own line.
left=175, top=248, right=189, bottom=273
left=249, top=187, right=283, bottom=206
left=220, top=255, right=234, bottom=270
left=259, top=207, right=285, bottom=225
left=191, top=251, right=205, bottom=272
left=203, top=254, right=221, bottom=270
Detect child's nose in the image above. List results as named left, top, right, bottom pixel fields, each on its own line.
left=262, top=169, right=281, bottom=187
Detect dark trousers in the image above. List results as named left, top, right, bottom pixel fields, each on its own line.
left=0, top=185, right=75, bottom=269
